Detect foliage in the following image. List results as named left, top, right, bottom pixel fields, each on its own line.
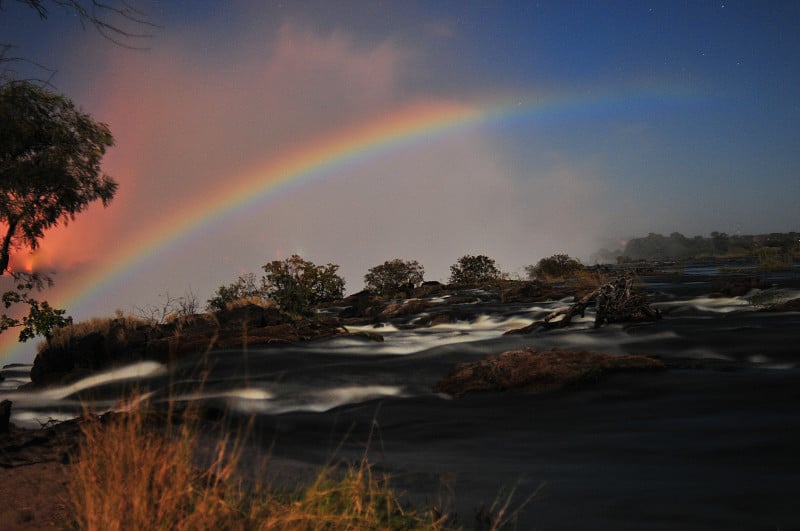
left=526, top=254, right=584, bottom=280
left=262, top=255, right=345, bottom=315
left=206, top=273, right=263, bottom=312
left=449, top=254, right=501, bottom=284
left=0, top=81, right=117, bottom=274
left=363, top=258, right=425, bottom=297
left=620, top=231, right=800, bottom=261
left=69, top=397, right=456, bottom=530
left=0, top=275, right=71, bottom=341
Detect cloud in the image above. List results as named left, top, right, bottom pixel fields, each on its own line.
left=27, top=22, right=411, bottom=277
left=25, top=18, right=622, bottom=321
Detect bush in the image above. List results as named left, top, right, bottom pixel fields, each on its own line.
left=206, top=273, right=263, bottom=312
left=364, top=259, right=424, bottom=297
left=449, top=254, right=501, bottom=284
left=526, top=254, right=584, bottom=280
left=262, top=255, right=345, bottom=315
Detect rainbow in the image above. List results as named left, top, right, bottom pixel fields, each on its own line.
left=63, top=99, right=485, bottom=306
left=1, top=89, right=694, bottom=363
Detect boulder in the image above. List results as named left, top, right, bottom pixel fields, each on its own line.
left=379, top=299, right=433, bottom=319
left=434, top=348, right=665, bottom=397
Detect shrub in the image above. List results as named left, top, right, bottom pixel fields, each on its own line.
left=526, top=254, right=584, bottom=280
left=262, top=255, right=345, bottom=315
left=206, top=273, right=264, bottom=312
left=449, top=254, right=501, bottom=284
left=364, top=259, right=424, bottom=297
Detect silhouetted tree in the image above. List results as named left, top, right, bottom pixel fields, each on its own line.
left=0, top=81, right=117, bottom=274
left=526, top=254, right=584, bottom=280
left=364, top=259, right=424, bottom=297
left=0, top=82, right=116, bottom=340
left=449, top=254, right=500, bottom=284
left=261, top=255, right=344, bottom=315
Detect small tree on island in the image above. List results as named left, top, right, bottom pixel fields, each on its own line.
left=449, top=254, right=501, bottom=285
left=261, top=255, right=344, bottom=316
left=526, top=254, right=584, bottom=280
left=206, top=273, right=264, bottom=312
left=364, top=259, right=424, bottom=298
left=0, top=81, right=117, bottom=341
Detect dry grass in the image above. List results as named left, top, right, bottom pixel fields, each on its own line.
left=41, top=314, right=149, bottom=353
left=67, top=398, right=458, bottom=530
left=226, top=296, right=277, bottom=311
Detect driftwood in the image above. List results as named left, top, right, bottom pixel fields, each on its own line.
left=504, top=275, right=660, bottom=335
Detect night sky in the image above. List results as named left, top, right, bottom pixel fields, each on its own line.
left=1, top=1, right=798, bottom=362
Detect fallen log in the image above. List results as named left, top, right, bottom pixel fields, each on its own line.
left=504, top=275, right=660, bottom=335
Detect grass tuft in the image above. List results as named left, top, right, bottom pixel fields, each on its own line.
left=67, top=397, right=458, bottom=530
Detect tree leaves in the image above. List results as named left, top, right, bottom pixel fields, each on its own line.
left=0, top=285, right=72, bottom=342
left=0, top=81, right=117, bottom=273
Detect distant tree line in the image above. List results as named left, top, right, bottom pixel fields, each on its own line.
left=610, top=231, right=800, bottom=262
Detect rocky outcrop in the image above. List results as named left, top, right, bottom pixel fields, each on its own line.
left=434, top=348, right=666, bottom=397
left=29, top=304, right=351, bottom=387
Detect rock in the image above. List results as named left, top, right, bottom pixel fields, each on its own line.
left=379, top=299, right=433, bottom=319
left=434, top=348, right=666, bottom=398
left=411, top=281, right=444, bottom=298
left=1, top=400, right=11, bottom=434
left=759, top=297, right=800, bottom=312
left=29, top=306, right=350, bottom=388
left=337, top=291, right=378, bottom=319
left=345, top=330, right=385, bottom=342
left=710, top=276, right=769, bottom=298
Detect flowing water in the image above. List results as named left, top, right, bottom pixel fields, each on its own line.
left=2, top=266, right=800, bottom=529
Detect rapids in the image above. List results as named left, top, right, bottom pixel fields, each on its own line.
left=2, top=265, right=799, bottom=529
